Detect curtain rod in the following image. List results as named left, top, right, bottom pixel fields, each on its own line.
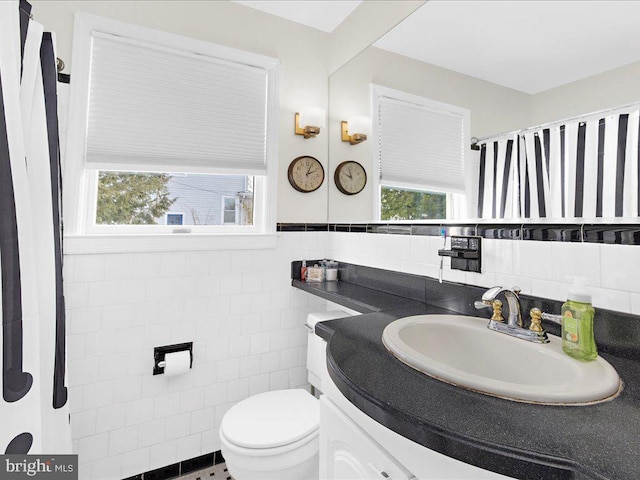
left=20, top=5, right=70, bottom=82
left=475, top=100, right=640, bottom=144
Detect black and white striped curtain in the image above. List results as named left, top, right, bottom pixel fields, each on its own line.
left=1, top=0, right=71, bottom=454
left=477, top=109, right=640, bottom=219
left=476, top=137, right=518, bottom=219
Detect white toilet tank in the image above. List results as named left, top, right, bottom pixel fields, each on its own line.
left=306, top=311, right=350, bottom=392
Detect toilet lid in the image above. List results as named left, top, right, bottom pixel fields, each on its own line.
left=221, top=389, right=319, bottom=449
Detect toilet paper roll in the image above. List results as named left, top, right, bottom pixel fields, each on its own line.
left=163, top=350, right=191, bottom=377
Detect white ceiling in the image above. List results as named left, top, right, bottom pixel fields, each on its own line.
left=233, top=0, right=362, bottom=33
left=374, top=1, right=640, bottom=94
left=236, top=0, right=640, bottom=95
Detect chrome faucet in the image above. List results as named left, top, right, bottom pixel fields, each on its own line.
left=475, top=286, right=549, bottom=344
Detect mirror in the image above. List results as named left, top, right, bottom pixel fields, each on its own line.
left=328, top=1, right=640, bottom=223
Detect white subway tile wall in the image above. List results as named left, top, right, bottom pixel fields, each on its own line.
left=65, top=230, right=640, bottom=479
left=326, top=232, right=640, bottom=312
left=64, top=232, right=329, bottom=479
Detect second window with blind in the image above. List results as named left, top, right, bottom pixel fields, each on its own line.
left=372, top=85, right=470, bottom=221
left=65, top=14, right=279, bottom=234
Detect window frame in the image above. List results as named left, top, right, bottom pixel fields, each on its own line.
left=371, top=85, right=470, bottom=221
left=63, top=14, right=279, bottom=238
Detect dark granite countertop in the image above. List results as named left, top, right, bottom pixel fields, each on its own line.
left=293, top=276, right=640, bottom=480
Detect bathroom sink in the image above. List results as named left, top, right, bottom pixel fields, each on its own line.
left=382, top=315, right=622, bottom=405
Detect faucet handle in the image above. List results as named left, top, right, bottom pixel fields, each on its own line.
left=511, top=286, right=522, bottom=296
left=529, top=308, right=544, bottom=333
left=490, top=300, right=505, bottom=322
left=474, top=300, right=491, bottom=310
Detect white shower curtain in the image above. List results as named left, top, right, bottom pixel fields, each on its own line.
left=0, top=0, right=71, bottom=454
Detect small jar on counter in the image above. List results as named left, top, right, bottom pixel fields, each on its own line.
left=306, top=265, right=325, bottom=283
left=321, top=260, right=339, bottom=282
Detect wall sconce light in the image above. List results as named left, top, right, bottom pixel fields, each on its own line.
left=341, top=117, right=368, bottom=145
left=295, top=108, right=325, bottom=139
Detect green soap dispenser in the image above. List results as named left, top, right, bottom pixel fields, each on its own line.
left=561, top=277, right=597, bottom=361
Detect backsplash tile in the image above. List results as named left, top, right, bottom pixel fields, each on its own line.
left=600, top=244, right=640, bottom=293
left=514, top=240, right=554, bottom=281
left=589, top=286, right=632, bottom=312
left=549, top=242, right=601, bottom=288
left=327, top=228, right=639, bottom=312
left=480, top=239, right=514, bottom=275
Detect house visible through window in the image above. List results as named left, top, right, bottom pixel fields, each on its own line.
left=96, top=172, right=254, bottom=226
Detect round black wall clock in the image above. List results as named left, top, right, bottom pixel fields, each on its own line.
left=334, top=161, right=367, bottom=195
left=287, top=156, right=325, bottom=193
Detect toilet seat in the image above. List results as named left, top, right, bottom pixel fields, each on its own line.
left=220, top=389, right=319, bottom=450
left=220, top=425, right=318, bottom=457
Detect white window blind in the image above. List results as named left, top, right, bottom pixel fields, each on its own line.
left=376, top=91, right=468, bottom=193
left=85, top=32, right=270, bottom=174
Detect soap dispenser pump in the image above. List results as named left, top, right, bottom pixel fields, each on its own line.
left=561, top=277, right=597, bottom=361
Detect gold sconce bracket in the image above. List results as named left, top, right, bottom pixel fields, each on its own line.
left=295, top=112, right=320, bottom=139
left=341, top=121, right=367, bottom=145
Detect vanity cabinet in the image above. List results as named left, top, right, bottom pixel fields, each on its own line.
left=320, top=396, right=414, bottom=480
left=321, top=370, right=515, bottom=480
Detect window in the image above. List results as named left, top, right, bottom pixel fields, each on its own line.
left=380, top=187, right=446, bottom=221
left=166, top=213, right=184, bottom=226
left=222, top=197, right=237, bottom=225
left=372, top=85, right=470, bottom=220
left=65, top=14, right=279, bottom=235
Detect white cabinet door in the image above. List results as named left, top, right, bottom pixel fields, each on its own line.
left=320, top=397, right=415, bottom=480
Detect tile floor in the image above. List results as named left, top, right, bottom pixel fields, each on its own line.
left=177, top=462, right=234, bottom=480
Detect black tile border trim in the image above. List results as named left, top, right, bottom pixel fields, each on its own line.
left=277, top=223, right=640, bottom=245
left=123, top=450, right=225, bottom=480
left=522, top=224, right=582, bottom=242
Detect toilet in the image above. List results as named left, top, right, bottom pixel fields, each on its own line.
left=220, top=310, right=348, bottom=480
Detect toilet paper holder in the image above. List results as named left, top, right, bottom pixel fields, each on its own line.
left=153, top=342, right=193, bottom=375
